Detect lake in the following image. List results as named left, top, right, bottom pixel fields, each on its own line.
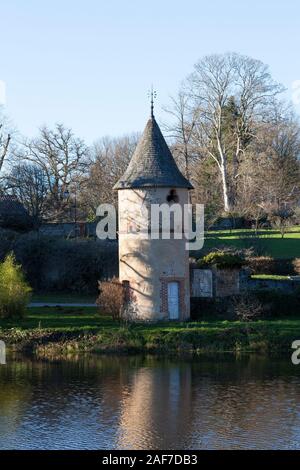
left=0, top=354, right=299, bottom=450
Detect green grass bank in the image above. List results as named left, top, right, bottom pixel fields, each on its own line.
left=0, top=307, right=299, bottom=358
left=204, top=227, right=300, bottom=259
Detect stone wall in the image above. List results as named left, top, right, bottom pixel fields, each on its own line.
left=214, top=268, right=240, bottom=297
left=39, top=222, right=97, bottom=238
left=191, top=267, right=300, bottom=298
left=248, top=278, right=300, bottom=293
left=191, top=267, right=241, bottom=298
left=190, top=269, right=213, bottom=297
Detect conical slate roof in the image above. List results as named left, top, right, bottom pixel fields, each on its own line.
left=114, top=116, right=193, bottom=190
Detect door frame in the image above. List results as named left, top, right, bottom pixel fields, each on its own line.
left=160, top=276, right=185, bottom=320
left=168, top=281, right=180, bottom=320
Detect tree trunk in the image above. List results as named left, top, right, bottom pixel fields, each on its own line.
left=220, top=162, right=231, bottom=212
left=231, top=137, right=241, bottom=209
left=184, top=146, right=190, bottom=181
left=216, top=134, right=232, bottom=213
left=0, top=134, right=11, bottom=172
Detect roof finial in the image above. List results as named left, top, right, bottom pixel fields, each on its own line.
left=148, top=85, right=157, bottom=118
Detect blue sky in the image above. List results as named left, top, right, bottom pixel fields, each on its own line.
left=1, top=0, right=300, bottom=143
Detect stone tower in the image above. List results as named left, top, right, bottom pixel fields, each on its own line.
left=114, top=108, right=193, bottom=321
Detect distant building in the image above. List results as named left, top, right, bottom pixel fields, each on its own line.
left=0, top=195, right=33, bottom=231
left=114, top=106, right=193, bottom=321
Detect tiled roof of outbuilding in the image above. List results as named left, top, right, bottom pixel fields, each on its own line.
left=0, top=194, right=33, bottom=230
left=0, top=195, right=28, bottom=216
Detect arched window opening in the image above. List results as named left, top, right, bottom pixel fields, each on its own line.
left=166, top=189, right=179, bottom=203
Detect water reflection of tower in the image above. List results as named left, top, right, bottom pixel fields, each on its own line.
left=117, top=361, right=192, bottom=449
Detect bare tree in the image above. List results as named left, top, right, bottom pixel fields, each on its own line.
left=17, top=124, right=89, bottom=221
left=4, top=163, right=48, bottom=223
left=163, top=91, right=199, bottom=180
left=268, top=207, right=295, bottom=239
left=0, top=108, right=11, bottom=174
left=236, top=107, right=300, bottom=229
left=259, top=112, right=300, bottom=207
left=81, top=134, right=139, bottom=216
left=180, top=53, right=283, bottom=213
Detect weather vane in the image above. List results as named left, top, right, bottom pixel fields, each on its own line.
left=148, top=85, right=157, bottom=118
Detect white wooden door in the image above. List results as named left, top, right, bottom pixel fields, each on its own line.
left=168, top=282, right=179, bottom=320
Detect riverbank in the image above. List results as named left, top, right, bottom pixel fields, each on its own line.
left=0, top=307, right=299, bottom=358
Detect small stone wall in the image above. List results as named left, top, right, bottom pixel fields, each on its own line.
left=248, top=278, right=300, bottom=293
left=39, top=222, right=97, bottom=238
left=191, top=267, right=241, bottom=298
left=191, top=266, right=300, bottom=298
left=191, top=269, right=213, bottom=297
left=214, top=269, right=240, bottom=297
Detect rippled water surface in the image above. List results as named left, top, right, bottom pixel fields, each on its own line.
left=0, top=354, right=299, bottom=449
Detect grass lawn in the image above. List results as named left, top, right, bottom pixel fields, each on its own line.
left=1, top=306, right=299, bottom=335
left=1, top=307, right=299, bottom=356
left=251, top=274, right=291, bottom=280
left=0, top=307, right=101, bottom=331
left=204, top=226, right=300, bottom=259
left=31, top=293, right=97, bottom=304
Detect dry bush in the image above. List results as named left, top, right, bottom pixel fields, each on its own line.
left=293, top=258, right=300, bottom=275
left=97, top=277, right=125, bottom=321
left=269, top=208, right=295, bottom=239
left=246, top=256, right=275, bottom=274
left=232, top=293, right=263, bottom=321
left=246, top=256, right=293, bottom=275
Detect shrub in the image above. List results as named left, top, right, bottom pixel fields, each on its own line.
left=0, top=228, right=18, bottom=260
left=269, top=207, right=295, bottom=239
left=198, top=250, right=244, bottom=269
left=190, top=297, right=227, bottom=320
left=11, top=233, right=118, bottom=293
left=97, top=277, right=125, bottom=321
left=246, top=256, right=275, bottom=274
left=254, top=288, right=300, bottom=317
left=293, top=258, right=300, bottom=275
left=231, top=293, right=264, bottom=321
left=246, top=256, right=294, bottom=275
left=0, top=253, right=32, bottom=318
